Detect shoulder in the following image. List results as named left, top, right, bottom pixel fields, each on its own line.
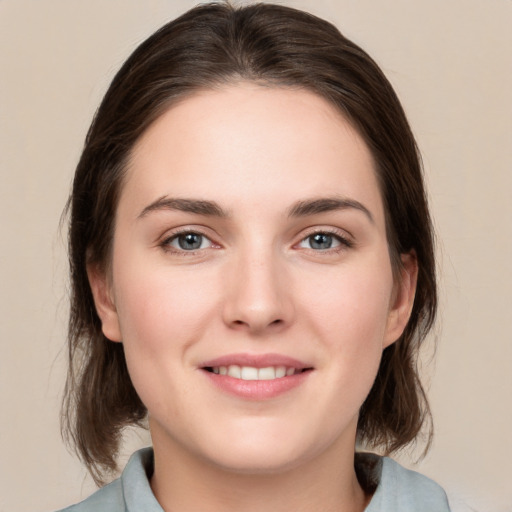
left=56, top=479, right=124, bottom=512
left=357, top=453, right=451, bottom=511
left=55, top=448, right=162, bottom=512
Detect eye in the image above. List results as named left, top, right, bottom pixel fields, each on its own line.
left=165, top=231, right=212, bottom=251
left=298, top=231, right=350, bottom=251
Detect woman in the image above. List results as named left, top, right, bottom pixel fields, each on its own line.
left=59, top=2, right=450, bottom=511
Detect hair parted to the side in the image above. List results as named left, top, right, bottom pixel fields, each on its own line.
left=62, top=1, right=437, bottom=485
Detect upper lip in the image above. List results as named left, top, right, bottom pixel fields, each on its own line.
left=199, top=353, right=312, bottom=370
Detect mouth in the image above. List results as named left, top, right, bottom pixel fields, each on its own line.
left=203, top=365, right=311, bottom=381
left=199, top=354, right=313, bottom=399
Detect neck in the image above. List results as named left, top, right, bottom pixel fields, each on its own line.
left=150, top=426, right=369, bottom=512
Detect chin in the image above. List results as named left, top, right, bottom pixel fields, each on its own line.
left=193, top=421, right=337, bottom=476
left=204, top=445, right=311, bottom=476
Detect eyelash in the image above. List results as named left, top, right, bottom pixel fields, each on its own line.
left=160, top=228, right=215, bottom=255
left=159, top=228, right=354, bottom=256
left=297, top=228, right=354, bottom=253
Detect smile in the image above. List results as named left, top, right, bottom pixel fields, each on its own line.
left=205, top=365, right=305, bottom=380
left=200, top=354, right=313, bottom=400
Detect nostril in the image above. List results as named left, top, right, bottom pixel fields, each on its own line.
left=227, top=313, right=288, bottom=333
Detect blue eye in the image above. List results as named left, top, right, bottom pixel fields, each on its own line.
left=299, top=232, right=345, bottom=250
left=167, top=232, right=211, bottom=251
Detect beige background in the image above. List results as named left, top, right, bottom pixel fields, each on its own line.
left=0, top=1, right=510, bottom=511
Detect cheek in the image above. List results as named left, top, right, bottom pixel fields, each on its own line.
left=301, top=260, right=394, bottom=389
left=308, top=264, right=393, bottom=343
left=113, top=257, right=215, bottom=342
left=110, top=258, right=219, bottom=397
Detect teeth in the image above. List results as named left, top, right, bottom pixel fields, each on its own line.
left=227, top=365, right=241, bottom=378
left=258, top=367, right=276, bottom=380
left=241, top=366, right=258, bottom=380
left=211, top=365, right=300, bottom=380
left=275, top=366, right=286, bottom=378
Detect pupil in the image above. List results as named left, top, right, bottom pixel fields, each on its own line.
left=178, top=233, right=202, bottom=250
left=311, top=233, right=332, bottom=250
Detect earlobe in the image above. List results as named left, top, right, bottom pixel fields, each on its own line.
left=383, top=252, right=418, bottom=348
left=87, top=264, right=122, bottom=342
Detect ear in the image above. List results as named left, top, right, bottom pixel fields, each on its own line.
left=87, top=264, right=122, bottom=342
left=383, top=252, right=418, bottom=348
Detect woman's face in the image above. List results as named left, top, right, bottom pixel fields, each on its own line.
left=90, top=83, right=416, bottom=473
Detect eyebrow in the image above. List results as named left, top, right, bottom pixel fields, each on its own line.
left=138, top=196, right=228, bottom=219
left=287, top=197, right=374, bottom=223
left=138, top=195, right=373, bottom=223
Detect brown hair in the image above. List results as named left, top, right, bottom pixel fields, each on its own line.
left=63, top=1, right=437, bottom=485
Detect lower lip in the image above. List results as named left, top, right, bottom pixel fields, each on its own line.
left=201, top=370, right=312, bottom=400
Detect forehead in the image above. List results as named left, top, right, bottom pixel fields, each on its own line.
left=122, top=83, right=384, bottom=225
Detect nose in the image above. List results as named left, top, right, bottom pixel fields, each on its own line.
left=222, top=247, right=294, bottom=335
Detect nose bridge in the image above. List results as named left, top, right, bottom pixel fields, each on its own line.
left=223, top=238, right=292, bottom=333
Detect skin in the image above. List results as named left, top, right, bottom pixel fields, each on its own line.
left=89, top=83, right=417, bottom=512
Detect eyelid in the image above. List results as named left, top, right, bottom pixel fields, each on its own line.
left=159, top=226, right=220, bottom=254
left=294, top=226, right=354, bottom=251
left=156, top=225, right=354, bottom=254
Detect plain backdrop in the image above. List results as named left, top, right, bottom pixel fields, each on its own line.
left=0, top=1, right=511, bottom=511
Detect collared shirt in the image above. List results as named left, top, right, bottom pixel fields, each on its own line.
left=58, top=448, right=451, bottom=511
